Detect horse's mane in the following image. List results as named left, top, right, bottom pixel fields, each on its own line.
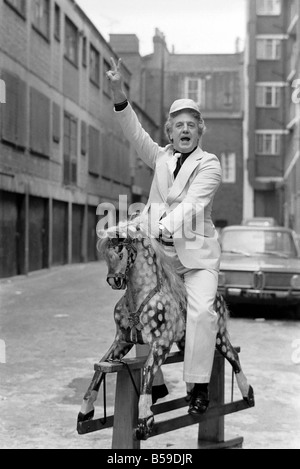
left=148, top=236, right=187, bottom=309
left=97, top=220, right=187, bottom=310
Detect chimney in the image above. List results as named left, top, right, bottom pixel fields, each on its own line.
left=153, top=28, right=168, bottom=66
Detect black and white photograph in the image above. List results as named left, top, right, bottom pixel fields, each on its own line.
left=0, top=0, right=300, bottom=453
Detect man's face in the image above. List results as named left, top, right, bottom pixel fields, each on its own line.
left=169, top=112, right=200, bottom=154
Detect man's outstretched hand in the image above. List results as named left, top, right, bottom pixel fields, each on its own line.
left=106, top=57, right=127, bottom=104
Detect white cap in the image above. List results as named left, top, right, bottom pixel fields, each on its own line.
left=169, top=99, right=201, bottom=115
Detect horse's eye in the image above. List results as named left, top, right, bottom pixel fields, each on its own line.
left=119, top=253, right=123, bottom=260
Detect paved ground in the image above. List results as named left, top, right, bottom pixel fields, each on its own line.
left=0, top=262, right=300, bottom=449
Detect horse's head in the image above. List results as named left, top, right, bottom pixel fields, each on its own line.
left=97, top=222, right=140, bottom=290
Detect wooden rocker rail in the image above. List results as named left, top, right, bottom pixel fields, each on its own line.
left=78, top=348, right=251, bottom=449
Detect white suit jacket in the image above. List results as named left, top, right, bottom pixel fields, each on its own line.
left=115, top=103, right=222, bottom=272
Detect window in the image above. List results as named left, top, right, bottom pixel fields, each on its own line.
left=65, top=17, right=78, bottom=66
left=184, top=78, right=205, bottom=107
left=1, top=71, right=26, bottom=148
left=64, top=113, right=78, bottom=185
left=82, top=36, right=87, bottom=67
left=30, top=87, right=50, bottom=157
left=256, top=85, right=280, bottom=107
left=256, top=0, right=281, bottom=15
left=90, top=45, right=100, bottom=86
left=256, top=133, right=280, bottom=155
left=89, top=126, right=100, bottom=175
left=222, top=229, right=297, bottom=257
left=81, top=121, right=87, bottom=155
left=54, top=3, right=60, bottom=41
left=32, top=0, right=50, bottom=40
left=52, top=103, right=61, bottom=143
left=256, top=38, right=281, bottom=59
left=221, top=153, right=236, bottom=183
left=4, top=0, right=26, bottom=18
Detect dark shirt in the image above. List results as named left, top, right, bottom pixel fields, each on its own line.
left=173, top=147, right=197, bottom=179
left=115, top=100, right=129, bottom=112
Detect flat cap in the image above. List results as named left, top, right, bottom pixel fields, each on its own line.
left=169, top=98, right=201, bottom=115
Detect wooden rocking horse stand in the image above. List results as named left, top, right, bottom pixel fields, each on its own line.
left=77, top=220, right=255, bottom=444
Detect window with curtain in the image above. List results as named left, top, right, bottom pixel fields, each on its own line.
left=256, top=85, right=280, bottom=107
left=64, top=113, right=78, bottom=185
left=88, top=125, right=100, bottom=175
left=90, top=45, right=100, bottom=86
left=256, top=38, right=281, bottom=60
left=256, top=133, right=280, bottom=155
left=54, top=3, right=60, bottom=41
left=30, top=87, right=50, bottom=157
left=52, top=103, right=61, bottom=143
left=65, top=16, right=78, bottom=66
left=32, top=0, right=50, bottom=39
left=184, top=77, right=205, bottom=107
left=81, top=121, right=87, bottom=156
left=82, top=36, right=87, bottom=67
left=256, top=0, right=281, bottom=15
left=221, top=153, right=236, bottom=183
left=1, top=70, right=27, bottom=148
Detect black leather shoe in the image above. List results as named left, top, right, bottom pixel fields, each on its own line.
left=188, top=383, right=209, bottom=416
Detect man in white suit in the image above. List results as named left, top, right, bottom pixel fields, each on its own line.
left=107, top=58, right=222, bottom=415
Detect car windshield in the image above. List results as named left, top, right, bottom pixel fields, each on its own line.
left=221, top=229, right=298, bottom=258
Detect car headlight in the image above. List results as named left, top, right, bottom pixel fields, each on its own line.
left=218, top=272, right=226, bottom=287
left=291, top=275, right=300, bottom=289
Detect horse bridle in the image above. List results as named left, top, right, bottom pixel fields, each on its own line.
left=106, top=237, right=138, bottom=289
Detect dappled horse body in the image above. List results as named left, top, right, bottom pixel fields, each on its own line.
left=78, top=220, right=254, bottom=440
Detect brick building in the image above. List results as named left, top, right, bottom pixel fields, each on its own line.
left=0, top=0, right=156, bottom=278
left=244, top=0, right=300, bottom=232
left=110, top=29, right=245, bottom=229
left=0, top=1, right=249, bottom=279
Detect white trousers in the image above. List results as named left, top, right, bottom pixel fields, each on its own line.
left=182, top=268, right=219, bottom=383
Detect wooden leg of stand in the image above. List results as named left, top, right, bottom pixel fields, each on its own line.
left=198, top=351, right=225, bottom=448
left=112, top=368, right=141, bottom=449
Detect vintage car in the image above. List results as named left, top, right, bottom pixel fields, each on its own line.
left=218, top=225, right=300, bottom=315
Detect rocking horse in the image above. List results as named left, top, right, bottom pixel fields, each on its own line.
left=77, top=219, right=254, bottom=441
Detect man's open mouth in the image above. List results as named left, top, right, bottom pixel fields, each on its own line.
left=181, top=137, right=191, bottom=142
